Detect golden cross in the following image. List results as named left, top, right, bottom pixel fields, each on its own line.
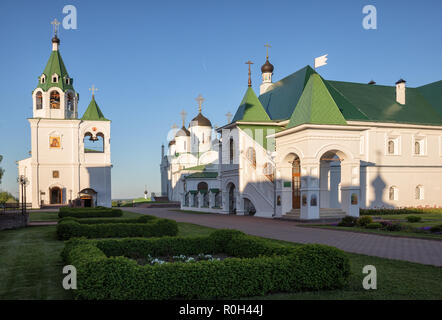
left=225, top=112, right=233, bottom=123
left=180, top=109, right=187, bottom=127
left=51, top=18, right=61, bottom=36
left=245, top=60, right=254, bottom=87
left=89, top=84, right=98, bottom=97
left=264, top=43, right=271, bottom=60
left=195, top=94, right=205, bottom=113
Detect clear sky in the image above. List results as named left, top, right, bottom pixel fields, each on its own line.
left=0, top=0, right=441, bottom=199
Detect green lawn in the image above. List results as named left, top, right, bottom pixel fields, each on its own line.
left=1, top=218, right=441, bottom=300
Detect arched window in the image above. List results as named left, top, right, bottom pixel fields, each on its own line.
left=263, top=162, right=274, bottom=182
left=84, top=132, right=104, bottom=153
left=414, top=141, right=421, bottom=155
left=388, top=140, right=395, bottom=154
left=67, top=92, right=74, bottom=111
left=197, top=182, right=208, bottom=191
left=40, top=75, right=46, bottom=84
left=246, top=147, right=256, bottom=168
left=229, top=138, right=234, bottom=164
left=415, top=185, right=424, bottom=200
left=36, top=92, right=43, bottom=110
left=52, top=74, right=58, bottom=83
left=389, top=186, right=398, bottom=201
left=50, top=91, right=60, bottom=109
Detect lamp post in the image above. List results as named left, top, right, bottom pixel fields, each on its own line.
left=18, top=175, right=29, bottom=215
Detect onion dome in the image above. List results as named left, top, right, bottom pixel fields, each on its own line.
left=261, top=59, right=274, bottom=73
left=168, top=139, right=176, bottom=146
left=189, top=113, right=212, bottom=127
left=175, top=126, right=190, bottom=137
left=52, top=35, right=60, bottom=44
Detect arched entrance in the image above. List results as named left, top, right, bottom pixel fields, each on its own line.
left=50, top=187, right=62, bottom=204
left=227, top=183, right=236, bottom=214
left=78, top=188, right=97, bottom=208
left=283, top=153, right=301, bottom=209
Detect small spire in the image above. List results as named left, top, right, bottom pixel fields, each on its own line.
left=245, top=60, right=254, bottom=87
left=89, top=84, right=98, bottom=99
left=195, top=94, right=205, bottom=113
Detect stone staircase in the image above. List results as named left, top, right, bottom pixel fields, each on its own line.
left=282, top=208, right=346, bottom=222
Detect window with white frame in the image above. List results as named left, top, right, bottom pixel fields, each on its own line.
left=415, top=185, right=424, bottom=200
left=413, top=137, right=425, bottom=156
left=389, top=186, right=398, bottom=201
left=386, top=135, right=400, bottom=155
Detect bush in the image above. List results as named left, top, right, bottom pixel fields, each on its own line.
left=59, top=215, right=155, bottom=225
left=430, top=225, right=442, bottom=233
left=356, top=216, right=373, bottom=227
left=365, top=223, right=382, bottom=229
left=56, top=217, right=178, bottom=240
left=63, top=230, right=350, bottom=299
left=406, top=216, right=422, bottom=223
left=360, top=208, right=442, bottom=215
left=338, top=216, right=358, bottom=227
left=59, top=207, right=123, bottom=218
left=380, top=221, right=403, bottom=232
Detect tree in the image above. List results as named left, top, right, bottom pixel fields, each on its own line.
left=0, top=155, right=4, bottom=184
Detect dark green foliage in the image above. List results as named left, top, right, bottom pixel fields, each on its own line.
left=63, top=229, right=351, bottom=299
left=338, top=216, right=358, bottom=227
left=360, top=208, right=442, bottom=215
left=380, top=221, right=403, bottom=231
left=356, top=216, right=373, bottom=227
left=56, top=217, right=178, bottom=240
left=59, top=215, right=155, bottom=225
left=365, top=222, right=382, bottom=229
left=406, top=216, right=422, bottom=223
left=58, top=207, right=123, bottom=218
left=430, top=225, right=442, bottom=233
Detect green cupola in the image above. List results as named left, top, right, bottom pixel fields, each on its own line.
left=81, top=95, right=109, bottom=121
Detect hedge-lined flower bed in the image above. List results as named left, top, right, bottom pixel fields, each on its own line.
left=62, top=229, right=350, bottom=299
left=360, top=208, right=442, bottom=215
left=59, top=207, right=123, bottom=218
left=59, top=215, right=156, bottom=225
left=57, top=217, right=178, bottom=240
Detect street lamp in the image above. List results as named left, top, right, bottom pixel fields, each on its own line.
left=18, top=175, right=29, bottom=215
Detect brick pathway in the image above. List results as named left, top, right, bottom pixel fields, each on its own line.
left=127, top=207, right=442, bottom=266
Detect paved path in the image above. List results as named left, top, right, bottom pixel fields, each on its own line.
left=127, top=207, right=442, bottom=267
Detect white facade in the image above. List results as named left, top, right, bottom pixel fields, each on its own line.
left=17, top=35, right=112, bottom=208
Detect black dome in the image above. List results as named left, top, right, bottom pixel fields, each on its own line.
left=261, top=59, right=274, bottom=73
left=52, top=35, right=60, bottom=44
left=189, top=113, right=212, bottom=127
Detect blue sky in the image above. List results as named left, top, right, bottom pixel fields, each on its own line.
left=0, top=0, right=441, bottom=199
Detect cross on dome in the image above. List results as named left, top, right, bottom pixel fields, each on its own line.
left=195, top=94, right=205, bottom=113
left=89, top=84, right=98, bottom=98
left=51, top=18, right=61, bottom=36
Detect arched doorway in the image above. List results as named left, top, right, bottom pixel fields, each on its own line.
left=197, top=182, right=209, bottom=207
left=228, top=183, right=236, bottom=214
left=50, top=187, right=62, bottom=204
left=78, top=188, right=97, bottom=208
left=291, top=156, right=301, bottom=209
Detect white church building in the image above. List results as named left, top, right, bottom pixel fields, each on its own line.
left=161, top=50, right=442, bottom=220
left=18, top=31, right=112, bottom=208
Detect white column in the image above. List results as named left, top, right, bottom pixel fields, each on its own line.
left=340, top=161, right=360, bottom=217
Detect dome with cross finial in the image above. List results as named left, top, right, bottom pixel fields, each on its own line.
left=190, top=113, right=212, bottom=127
left=261, top=59, right=274, bottom=73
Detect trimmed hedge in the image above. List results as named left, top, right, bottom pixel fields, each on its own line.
left=406, top=216, right=422, bottom=223
left=63, top=229, right=351, bottom=299
left=57, top=217, right=178, bottom=240
left=58, top=207, right=123, bottom=218
left=360, top=208, right=442, bottom=215
left=59, top=215, right=155, bottom=225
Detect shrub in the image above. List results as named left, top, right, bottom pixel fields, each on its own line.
left=56, top=217, right=178, bottom=240
left=63, top=230, right=350, bottom=299
left=380, top=221, right=403, bottom=232
left=406, top=216, right=422, bottom=223
left=360, top=208, right=442, bottom=215
left=58, top=215, right=155, bottom=225
left=365, top=223, right=382, bottom=229
left=430, top=225, right=442, bottom=233
left=338, top=216, right=358, bottom=227
left=356, top=216, right=373, bottom=227
left=58, top=207, right=123, bottom=218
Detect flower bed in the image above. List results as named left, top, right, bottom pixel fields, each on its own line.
left=59, top=207, right=123, bottom=218
left=360, top=208, right=442, bottom=215
left=62, top=229, right=351, bottom=299
left=57, top=216, right=178, bottom=240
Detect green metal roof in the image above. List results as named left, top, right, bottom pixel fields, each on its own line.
left=238, top=124, right=281, bottom=150
left=37, top=50, right=74, bottom=92
left=232, top=87, right=271, bottom=122
left=185, top=172, right=218, bottom=179
left=182, top=164, right=207, bottom=172
left=81, top=97, right=109, bottom=121
left=416, top=80, right=442, bottom=119
left=287, top=74, right=347, bottom=128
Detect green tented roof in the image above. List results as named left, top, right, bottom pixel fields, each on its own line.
left=259, top=66, right=316, bottom=120
left=287, top=74, right=347, bottom=128
left=81, top=97, right=109, bottom=121
left=37, top=50, right=74, bottom=92
left=232, top=87, right=271, bottom=122
left=238, top=124, right=281, bottom=150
